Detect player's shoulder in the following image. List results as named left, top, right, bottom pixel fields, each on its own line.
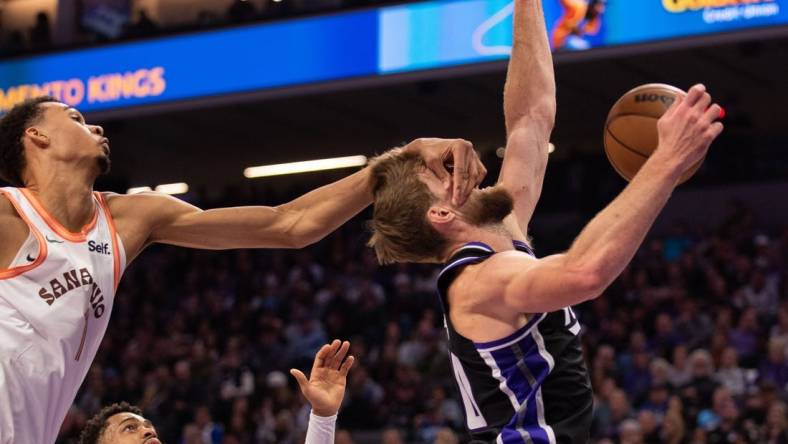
left=99, top=190, right=176, bottom=220
left=0, top=192, right=14, bottom=215
left=0, top=190, right=24, bottom=221
left=452, top=249, right=535, bottom=301
left=100, top=190, right=177, bottom=208
left=100, top=191, right=198, bottom=227
left=0, top=190, right=29, bottom=247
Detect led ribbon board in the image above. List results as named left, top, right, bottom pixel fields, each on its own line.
left=0, top=11, right=378, bottom=113
left=1, top=0, right=785, bottom=114
left=379, top=0, right=787, bottom=73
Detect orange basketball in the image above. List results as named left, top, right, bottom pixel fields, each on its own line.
left=604, top=83, right=701, bottom=184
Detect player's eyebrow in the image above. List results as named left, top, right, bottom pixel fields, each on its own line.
left=118, top=417, right=139, bottom=427
left=65, top=107, right=85, bottom=120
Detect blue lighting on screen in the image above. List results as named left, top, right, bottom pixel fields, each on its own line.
left=1, top=0, right=785, bottom=114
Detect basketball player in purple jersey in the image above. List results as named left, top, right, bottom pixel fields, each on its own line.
left=0, top=94, right=485, bottom=444
left=366, top=0, right=724, bottom=442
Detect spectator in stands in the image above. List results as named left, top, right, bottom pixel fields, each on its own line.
left=763, top=401, right=788, bottom=443
left=730, top=307, right=762, bottom=367
left=770, top=304, right=788, bottom=350
left=126, top=9, right=159, bottom=38
left=618, top=419, right=645, bottom=444
left=29, top=11, right=52, bottom=50
left=759, top=337, right=788, bottom=390
left=716, top=347, right=749, bottom=397
left=702, top=386, right=755, bottom=443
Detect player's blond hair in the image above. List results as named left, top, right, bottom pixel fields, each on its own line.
left=367, top=150, right=448, bottom=264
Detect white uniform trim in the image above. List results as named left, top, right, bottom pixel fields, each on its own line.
left=451, top=352, right=488, bottom=430
left=531, top=328, right=557, bottom=444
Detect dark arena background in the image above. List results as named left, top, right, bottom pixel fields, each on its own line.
left=1, top=0, right=787, bottom=443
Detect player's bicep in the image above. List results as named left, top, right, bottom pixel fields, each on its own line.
left=497, top=253, right=602, bottom=313
left=498, top=126, right=550, bottom=234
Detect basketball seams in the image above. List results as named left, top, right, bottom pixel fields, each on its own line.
left=604, top=119, right=653, bottom=158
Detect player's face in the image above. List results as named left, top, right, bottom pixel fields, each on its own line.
left=417, top=168, right=512, bottom=226
left=34, top=102, right=110, bottom=174
left=100, top=412, right=161, bottom=444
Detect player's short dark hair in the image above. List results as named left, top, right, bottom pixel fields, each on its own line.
left=0, top=96, right=59, bottom=187
left=78, top=402, right=144, bottom=444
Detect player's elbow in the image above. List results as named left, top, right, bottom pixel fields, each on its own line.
left=535, top=98, right=557, bottom=127
left=574, top=270, right=606, bottom=301
left=526, top=98, right=557, bottom=128
left=507, top=104, right=556, bottom=139
left=283, top=225, right=321, bottom=249
left=267, top=206, right=316, bottom=249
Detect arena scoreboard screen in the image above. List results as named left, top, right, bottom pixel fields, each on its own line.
left=1, top=0, right=786, bottom=114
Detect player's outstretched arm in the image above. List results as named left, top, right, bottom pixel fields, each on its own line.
left=489, top=85, right=723, bottom=313
left=291, top=340, right=355, bottom=444
left=499, top=0, right=556, bottom=236
left=114, top=138, right=484, bottom=255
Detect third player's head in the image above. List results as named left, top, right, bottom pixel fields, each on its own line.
left=368, top=149, right=512, bottom=264
left=78, top=402, right=160, bottom=444
left=0, top=96, right=110, bottom=187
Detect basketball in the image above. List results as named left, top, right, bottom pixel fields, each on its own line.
left=604, top=83, right=701, bottom=184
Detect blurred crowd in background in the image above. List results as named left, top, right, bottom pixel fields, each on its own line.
left=49, top=181, right=787, bottom=443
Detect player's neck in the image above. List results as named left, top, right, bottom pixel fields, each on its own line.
left=24, top=166, right=97, bottom=232
left=449, top=224, right=515, bottom=258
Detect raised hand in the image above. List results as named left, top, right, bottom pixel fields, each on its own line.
left=403, top=138, right=487, bottom=206
left=656, top=84, right=724, bottom=174
left=290, top=340, right=355, bottom=417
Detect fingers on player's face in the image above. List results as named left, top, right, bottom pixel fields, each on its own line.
left=418, top=168, right=451, bottom=204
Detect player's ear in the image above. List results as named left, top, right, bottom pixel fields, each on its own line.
left=24, top=127, right=51, bottom=149
left=427, top=204, right=456, bottom=231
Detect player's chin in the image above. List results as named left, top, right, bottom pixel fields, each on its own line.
left=97, top=155, right=111, bottom=175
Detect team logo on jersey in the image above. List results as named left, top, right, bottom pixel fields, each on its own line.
left=88, top=240, right=111, bottom=255
left=38, top=267, right=106, bottom=318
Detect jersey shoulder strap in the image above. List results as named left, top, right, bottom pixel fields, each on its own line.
left=512, top=239, right=535, bottom=257
left=436, top=242, right=496, bottom=312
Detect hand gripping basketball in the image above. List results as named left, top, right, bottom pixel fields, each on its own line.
left=604, top=83, right=724, bottom=184
left=656, top=84, right=724, bottom=177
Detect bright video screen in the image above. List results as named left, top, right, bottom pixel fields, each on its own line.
left=1, top=0, right=785, bottom=114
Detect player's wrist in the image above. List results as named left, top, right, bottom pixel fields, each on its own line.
left=641, top=149, right=683, bottom=183
left=311, top=407, right=339, bottom=418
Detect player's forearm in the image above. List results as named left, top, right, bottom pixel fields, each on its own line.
left=276, top=168, right=372, bottom=248
left=564, top=152, right=683, bottom=295
left=504, top=0, right=556, bottom=135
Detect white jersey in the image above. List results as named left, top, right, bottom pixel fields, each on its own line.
left=0, top=187, right=126, bottom=444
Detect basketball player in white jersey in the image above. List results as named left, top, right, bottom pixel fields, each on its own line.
left=366, top=0, right=724, bottom=442
left=78, top=340, right=355, bottom=444
left=0, top=97, right=485, bottom=444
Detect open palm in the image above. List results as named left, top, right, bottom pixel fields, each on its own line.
left=290, top=340, right=355, bottom=417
